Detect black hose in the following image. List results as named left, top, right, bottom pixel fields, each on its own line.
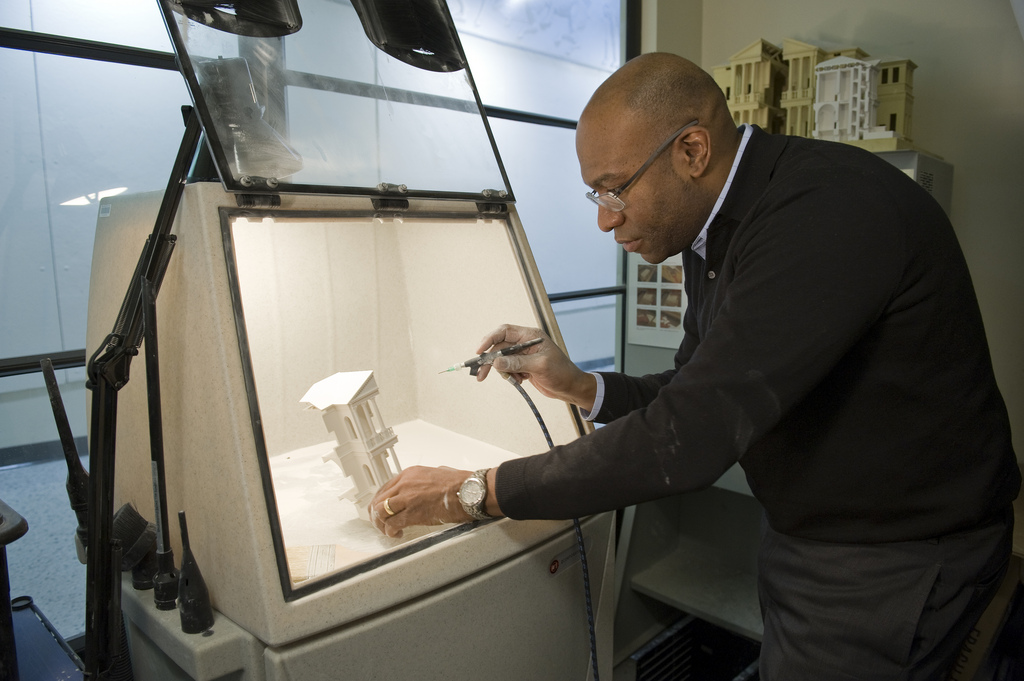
left=504, top=375, right=600, bottom=681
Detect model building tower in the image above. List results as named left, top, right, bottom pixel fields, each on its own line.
left=300, top=371, right=402, bottom=521
left=874, top=58, right=916, bottom=145
left=712, top=39, right=788, bottom=133
left=778, top=39, right=828, bottom=138
left=814, top=56, right=880, bottom=141
left=813, top=55, right=902, bottom=149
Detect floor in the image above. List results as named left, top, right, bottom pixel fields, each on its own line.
left=2, top=457, right=87, bottom=640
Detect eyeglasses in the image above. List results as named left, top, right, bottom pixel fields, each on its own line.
left=585, top=120, right=699, bottom=212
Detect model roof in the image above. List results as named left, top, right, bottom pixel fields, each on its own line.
left=300, top=370, right=375, bottom=410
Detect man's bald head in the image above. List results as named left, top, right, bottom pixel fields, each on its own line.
left=576, top=54, right=741, bottom=264
left=581, top=53, right=735, bottom=145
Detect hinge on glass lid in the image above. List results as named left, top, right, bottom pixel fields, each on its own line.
left=477, top=188, right=509, bottom=215
left=373, top=183, right=410, bottom=213
left=371, top=198, right=410, bottom=212
left=475, top=202, right=508, bottom=215
left=236, top=194, right=282, bottom=208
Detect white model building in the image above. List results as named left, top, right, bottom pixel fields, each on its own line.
left=300, top=371, right=402, bottom=521
left=812, top=55, right=896, bottom=144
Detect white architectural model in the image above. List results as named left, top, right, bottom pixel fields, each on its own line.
left=813, top=56, right=897, bottom=145
left=811, top=56, right=901, bottom=144
left=300, top=371, right=402, bottom=521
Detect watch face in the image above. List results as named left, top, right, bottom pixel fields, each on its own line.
left=460, top=478, right=485, bottom=506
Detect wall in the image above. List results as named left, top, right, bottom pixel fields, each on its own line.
left=641, top=0, right=702, bottom=61
left=639, top=0, right=1024, bottom=460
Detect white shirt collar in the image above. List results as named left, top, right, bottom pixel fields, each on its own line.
left=690, top=124, right=753, bottom=260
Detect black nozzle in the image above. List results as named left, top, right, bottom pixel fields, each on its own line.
left=177, top=511, right=214, bottom=634
left=132, top=546, right=159, bottom=590
left=112, top=503, right=156, bottom=572
left=153, top=556, right=178, bottom=611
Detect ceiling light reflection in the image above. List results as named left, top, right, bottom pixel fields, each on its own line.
left=60, top=187, right=129, bottom=206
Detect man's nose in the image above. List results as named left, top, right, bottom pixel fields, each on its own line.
left=597, top=206, right=624, bottom=233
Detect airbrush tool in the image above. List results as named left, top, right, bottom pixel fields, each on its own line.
left=439, top=337, right=543, bottom=376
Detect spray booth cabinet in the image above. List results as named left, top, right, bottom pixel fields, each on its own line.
left=84, top=1, right=613, bottom=678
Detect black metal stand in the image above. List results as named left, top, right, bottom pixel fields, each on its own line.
left=142, top=276, right=178, bottom=612
left=83, top=106, right=202, bottom=679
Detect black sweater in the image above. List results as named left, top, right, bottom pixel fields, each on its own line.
left=496, top=127, right=1019, bottom=543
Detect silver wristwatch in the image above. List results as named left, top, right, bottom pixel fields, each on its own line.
left=457, top=469, right=493, bottom=521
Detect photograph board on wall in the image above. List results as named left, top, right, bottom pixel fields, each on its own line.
left=626, top=251, right=687, bottom=349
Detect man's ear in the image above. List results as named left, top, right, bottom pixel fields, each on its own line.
left=671, top=127, right=711, bottom=178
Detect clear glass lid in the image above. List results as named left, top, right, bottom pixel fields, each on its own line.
left=158, top=0, right=511, bottom=199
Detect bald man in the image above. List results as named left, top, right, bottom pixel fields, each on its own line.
left=370, top=54, right=1019, bottom=679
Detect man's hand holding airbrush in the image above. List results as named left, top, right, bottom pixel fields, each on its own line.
left=474, top=324, right=598, bottom=413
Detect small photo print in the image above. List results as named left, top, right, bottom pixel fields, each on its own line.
left=660, top=310, right=681, bottom=329
left=637, top=287, right=657, bottom=306
left=660, top=288, right=682, bottom=308
left=636, top=308, right=657, bottom=327
left=660, top=265, right=682, bottom=284
left=637, top=264, right=657, bottom=282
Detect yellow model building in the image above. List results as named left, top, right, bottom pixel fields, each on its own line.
left=872, top=57, right=917, bottom=148
left=778, top=39, right=827, bottom=138
left=712, top=39, right=788, bottom=133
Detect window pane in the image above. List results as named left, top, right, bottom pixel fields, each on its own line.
left=0, top=47, right=58, bottom=360
left=0, top=50, right=191, bottom=365
left=1, top=0, right=172, bottom=52
left=490, top=118, right=618, bottom=293
left=553, top=295, right=619, bottom=372
left=39, top=55, right=189, bottom=358
left=452, top=1, right=621, bottom=120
